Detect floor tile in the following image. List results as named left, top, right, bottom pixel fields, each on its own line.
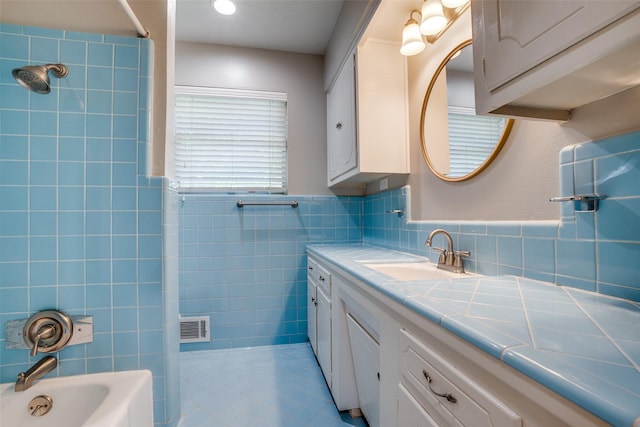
left=178, top=343, right=368, bottom=427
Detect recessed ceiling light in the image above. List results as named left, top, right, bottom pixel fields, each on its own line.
left=213, top=0, right=236, bottom=15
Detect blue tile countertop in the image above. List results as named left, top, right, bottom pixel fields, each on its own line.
left=307, top=244, right=640, bottom=427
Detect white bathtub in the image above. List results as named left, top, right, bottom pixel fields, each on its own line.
left=0, top=369, right=153, bottom=427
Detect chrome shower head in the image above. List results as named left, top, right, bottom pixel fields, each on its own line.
left=12, top=63, right=69, bottom=94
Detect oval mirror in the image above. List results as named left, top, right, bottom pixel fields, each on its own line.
left=420, top=40, right=514, bottom=182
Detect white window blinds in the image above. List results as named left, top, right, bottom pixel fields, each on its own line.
left=174, top=86, right=288, bottom=192
left=447, top=106, right=506, bottom=176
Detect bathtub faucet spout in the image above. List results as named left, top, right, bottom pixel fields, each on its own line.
left=15, top=355, right=57, bottom=392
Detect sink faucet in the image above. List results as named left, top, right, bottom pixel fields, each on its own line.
left=15, top=355, right=57, bottom=392
left=425, top=229, right=470, bottom=274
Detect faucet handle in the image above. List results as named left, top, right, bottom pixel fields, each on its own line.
left=430, top=246, right=447, bottom=264
left=23, top=310, right=73, bottom=357
left=453, top=251, right=471, bottom=272
left=31, top=325, right=56, bottom=356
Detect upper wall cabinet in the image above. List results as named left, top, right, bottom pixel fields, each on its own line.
left=327, top=39, right=409, bottom=187
left=472, top=0, right=640, bottom=121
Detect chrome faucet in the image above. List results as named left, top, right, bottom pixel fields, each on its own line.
left=15, top=355, right=57, bottom=392
left=425, top=229, right=470, bottom=274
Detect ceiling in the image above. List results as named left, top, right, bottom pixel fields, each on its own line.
left=1, top=0, right=417, bottom=56
left=175, top=0, right=418, bottom=55
left=176, top=0, right=345, bottom=55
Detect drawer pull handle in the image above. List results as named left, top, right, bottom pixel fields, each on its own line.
left=423, top=370, right=457, bottom=403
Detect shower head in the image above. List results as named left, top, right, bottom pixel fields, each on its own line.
left=12, top=63, right=69, bottom=94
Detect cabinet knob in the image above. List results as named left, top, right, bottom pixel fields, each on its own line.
left=423, top=370, right=457, bottom=403
left=336, top=122, right=342, bottom=130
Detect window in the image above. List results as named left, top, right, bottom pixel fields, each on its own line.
left=174, top=86, right=288, bottom=192
left=447, top=106, right=506, bottom=176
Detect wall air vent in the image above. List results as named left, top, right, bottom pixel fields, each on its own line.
left=179, top=316, right=210, bottom=343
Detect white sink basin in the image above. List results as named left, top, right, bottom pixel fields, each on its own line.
left=363, top=262, right=472, bottom=281
left=0, top=370, right=153, bottom=427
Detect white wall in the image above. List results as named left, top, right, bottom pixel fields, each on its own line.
left=406, top=9, right=640, bottom=221
left=175, top=42, right=331, bottom=195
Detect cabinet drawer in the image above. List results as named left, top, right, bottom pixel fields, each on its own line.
left=399, top=329, right=521, bottom=427
left=307, top=258, right=318, bottom=282
left=317, top=264, right=331, bottom=296
left=398, top=383, right=457, bottom=427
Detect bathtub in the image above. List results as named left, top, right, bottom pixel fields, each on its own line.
left=0, top=369, right=153, bottom=427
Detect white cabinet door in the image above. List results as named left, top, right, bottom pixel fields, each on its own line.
left=473, top=0, right=640, bottom=119
left=326, top=38, right=409, bottom=186
left=346, top=313, right=380, bottom=427
left=398, top=384, right=442, bottom=427
left=327, top=52, right=357, bottom=182
left=481, top=0, right=639, bottom=92
left=317, top=286, right=332, bottom=386
left=307, top=280, right=317, bottom=355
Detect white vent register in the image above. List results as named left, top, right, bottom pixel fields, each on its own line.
left=179, top=316, right=210, bottom=343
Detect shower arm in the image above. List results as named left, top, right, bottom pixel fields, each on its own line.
left=117, top=0, right=150, bottom=39
left=46, top=64, right=68, bottom=78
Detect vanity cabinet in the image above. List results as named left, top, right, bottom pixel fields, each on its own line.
left=316, top=283, right=331, bottom=383
left=326, top=39, right=409, bottom=187
left=398, top=329, right=521, bottom=427
left=307, top=258, right=332, bottom=386
left=307, top=250, right=610, bottom=427
left=398, top=383, right=442, bottom=427
left=346, top=313, right=380, bottom=427
left=472, top=0, right=640, bottom=120
left=307, top=259, right=318, bottom=354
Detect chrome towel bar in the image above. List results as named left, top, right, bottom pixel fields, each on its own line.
left=236, top=200, right=298, bottom=208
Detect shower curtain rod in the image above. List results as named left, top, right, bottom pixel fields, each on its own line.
left=117, top=0, right=150, bottom=38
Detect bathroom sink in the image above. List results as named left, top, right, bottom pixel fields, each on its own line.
left=0, top=369, right=153, bottom=427
left=363, top=262, right=472, bottom=281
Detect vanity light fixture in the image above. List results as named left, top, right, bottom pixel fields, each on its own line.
left=400, top=0, right=471, bottom=55
left=400, top=10, right=426, bottom=56
left=441, top=0, right=469, bottom=8
left=420, top=0, right=448, bottom=36
left=213, top=0, right=236, bottom=15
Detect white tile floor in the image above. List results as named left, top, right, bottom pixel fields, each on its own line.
left=178, top=343, right=368, bottom=427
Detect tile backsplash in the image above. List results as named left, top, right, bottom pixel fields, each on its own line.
left=364, top=130, right=640, bottom=302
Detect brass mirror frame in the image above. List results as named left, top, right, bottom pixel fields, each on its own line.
left=420, top=39, right=514, bottom=182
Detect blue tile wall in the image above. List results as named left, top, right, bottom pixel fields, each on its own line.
left=363, top=130, right=640, bottom=302
left=178, top=194, right=362, bottom=350
left=0, top=25, right=179, bottom=427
